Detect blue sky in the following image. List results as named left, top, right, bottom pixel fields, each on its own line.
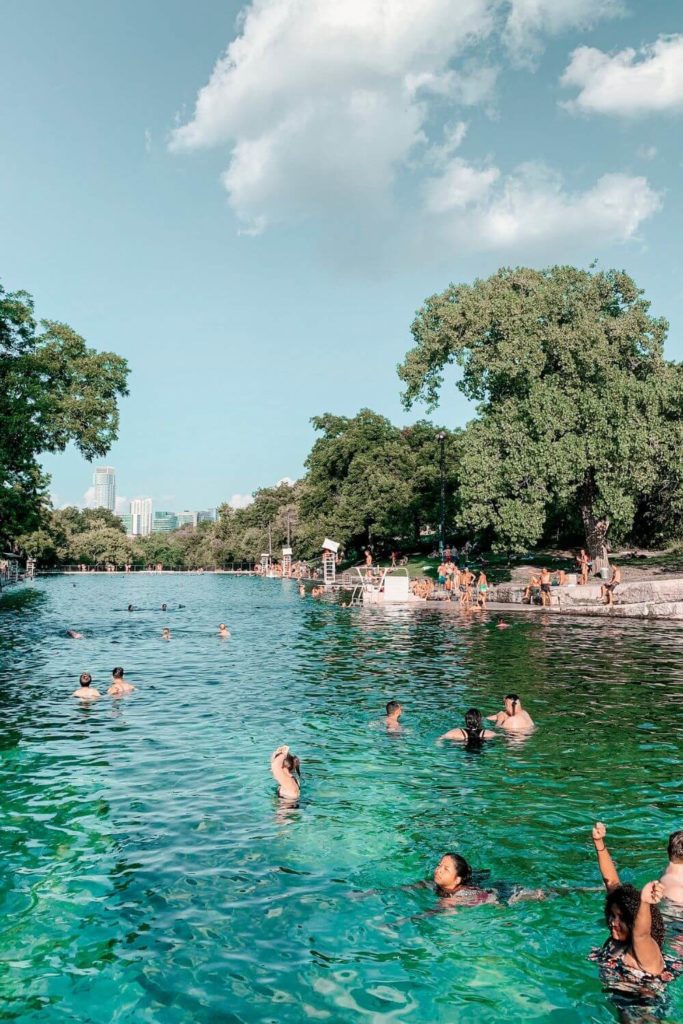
left=1, top=0, right=681, bottom=512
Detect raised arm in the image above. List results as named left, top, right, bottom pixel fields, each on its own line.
left=632, top=882, right=666, bottom=975
left=270, top=745, right=290, bottom=788
left=592, top=822, right=620, bottom=891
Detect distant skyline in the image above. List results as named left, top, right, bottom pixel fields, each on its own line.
left=2, top=0, right=682, bottom=510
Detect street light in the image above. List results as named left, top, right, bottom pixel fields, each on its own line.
left=437, top=431, right=446, bottom=558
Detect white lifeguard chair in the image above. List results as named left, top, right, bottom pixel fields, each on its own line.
left=260, top=552, right=273, bottom=576
left=282, top=546, right=292, bottom=578
left=321, top=538, right=339, bottom=588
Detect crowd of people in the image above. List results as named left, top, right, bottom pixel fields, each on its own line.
left=271, top=693, right=683, bottom=1015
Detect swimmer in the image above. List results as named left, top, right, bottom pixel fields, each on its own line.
left=218, top=623, right=230, bottom=638
left=108, top=667, right=136, bottom=696
left=161, top=603, right=167, bottom=611
left=298, top=583, right=305, bottom=597
left=433, top=854, right=496, bottom=906
left=162, top=628, right=171, bottom=641
left=127, top=604, right=135, bottom=612
left=72, top=673, right=100, bottom=700
left=589, top=822, right=674, bottom=985
left=487, top=693, right=535, bottom=732
left=270, top=745, right=301, bottom=800
left=66, top=630, right=84, bottom=640
left=495, top=617, right=511, bottom=629
left=659, top=830, right=683, bottom=905
left=385, top=700, right=403, bottom=732
left=440, top=708, right=496, bottom=746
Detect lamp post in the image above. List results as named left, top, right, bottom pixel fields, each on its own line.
left=437, top=431, right=446, bottom=558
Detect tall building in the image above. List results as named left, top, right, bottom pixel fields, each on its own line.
left=93, top=466, right=116, bottom=511
left=130, top=498, right=153, bottom=537
left=118, top=513, right=133, bottom=535
left=152, top=511, right=179, bottom=533
left=176, top=511, right=197, bottom=528
left=196, top=509, right=217, bottom=524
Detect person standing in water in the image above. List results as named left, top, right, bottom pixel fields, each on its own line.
left=659, top=830, right=683, bottom=905
left=270, top=745, right=301, bottom=800
left=385, top=700, right=403, bottom=732
left=218, top=623, right=230, bottom=638
left=440, top=708, right=496, bottom=746
left=162, top=628, right=171, bottom=641
left=487, top=694, right=535, bottom=732
left=72, top=673, right=100, bottom=700
left=108, top=667, right=136, bottom=696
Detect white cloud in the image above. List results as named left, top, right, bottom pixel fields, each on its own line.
left=276, top=477, right=296, bottom=487
left=82, top=486, right=96, bottom=508
left=561, top=36, right=683, bottom=116
left=229, top=493, right=254, bottom=509
left=170, top=0, right=497, bottom=232
left=505, top=0, right=623, bottom=62
left=424, top=158, right=500, bottom=213
left=425, top=163, right=661, bottom=252
left=637, top=145, right=658, bottom=161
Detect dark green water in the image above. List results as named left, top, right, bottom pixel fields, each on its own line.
left=1, top=575, right=682, bottom=1023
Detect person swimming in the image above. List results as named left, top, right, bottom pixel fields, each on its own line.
left=66, top=630, right=84, bottom=639
left=161, top=603, right=167, bottom=611
left=218, top=623, right=230, bottom=638
left=495, top=617, right=511, bottom=630
left=660, top=830, right=683, bottom=905
left=440, top=708, right=496, bottom=746
left=433, top=853, right=496, bottom=906
left=162, top=628, right=171, bottom=641
left=72, top=673, right=100, bottom=700
left=487, top=693, right=535, bottom=733
left=385, top=700, right=403, bottom=732
left=127, top=604, right=135, bottom=612
left=108, top=667, right=136, bottom=696
left=270, top=745, right=301, bottom=800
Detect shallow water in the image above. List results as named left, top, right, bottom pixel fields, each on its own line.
left=1, top=575, right=683, bottom=1023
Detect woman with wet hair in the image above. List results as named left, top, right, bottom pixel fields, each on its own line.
left=270, top=745, right=301, bottom=800
left=432, top=853, right=496, bottom=906
left=439, top=708, right=496, bottom=747
left=589, top=821, right=683, bottom=994
left=487, top=694, right=535, bottom=733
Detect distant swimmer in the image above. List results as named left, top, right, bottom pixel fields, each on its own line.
left=495, top=617, right=511, bottom=630
left=488, top=693, right=535, bottom=733
left=162, top=628, right=171, bottom=641
left=66, top=630, right=84, bottom=640
left=178, top=604, right=185, bottom=609
left=270, top=744, right=301, bottom=800
left=72, top=673, right=100, bottom=700
left=218, top=623, right=230, bottom=638
left=108, top=667, right=136, bottom=696
left=298, top=583, right=305, bottom=597
left=440, top=708, right=496, bottom=746
left=127, top=604, right=135, bottom=612
left=385, top=700, right=403, bottom=732
left=161, top=603, right=167, bottom=611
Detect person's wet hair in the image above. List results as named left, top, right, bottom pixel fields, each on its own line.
left=668, top=829, right=683, bottom=863
left=79, top=673, right=92, bottom=686
left=161, top=604, right=167, bottom=611
left=283, top=753, right=301, bottom=778
left=505, top=693, right=520, bottom=712
left=386, top=700, right=401, bottom=715
left=442, top=853, right=473, bottom=886
left=463, top=708, right=484, bottom=746
left=112, top=667, right=124, bottom=679
left=604, top=884, right=665, bottom=947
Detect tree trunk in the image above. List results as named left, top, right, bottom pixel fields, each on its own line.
left=580, top=505, right=610, bottom=572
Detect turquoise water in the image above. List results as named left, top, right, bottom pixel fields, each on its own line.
left=1, top=575, right=683, bottom=1023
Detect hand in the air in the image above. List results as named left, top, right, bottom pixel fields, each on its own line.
left=592, top=822, right=607, bottom=843
left=641, top=881, right=664, bottom=905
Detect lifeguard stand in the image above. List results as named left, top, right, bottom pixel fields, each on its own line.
left=321, top=538, right=339, bottom=588
left=260, top=553, right=272, bottom=576
left=282, top=546, right=292, bottom=578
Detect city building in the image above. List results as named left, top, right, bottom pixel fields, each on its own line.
left=130, top=498, right=153, bottom=537
left=152, top=511, right=179, bottom=533
left=118, top=513, right=133, bottom=534
left=93, top=466, right=116, bottom=511
left=196, top=509, right=217, bottom=524
left=176, top=511, right=197, bottom=528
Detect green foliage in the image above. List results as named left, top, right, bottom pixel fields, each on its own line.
left=399, top=265, right=683, bottom=557
left=0, top=282, right=129, bottom=547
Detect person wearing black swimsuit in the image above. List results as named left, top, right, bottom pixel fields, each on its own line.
left=439, top=708, right=496, bottom=746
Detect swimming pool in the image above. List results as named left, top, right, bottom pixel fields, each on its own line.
left=1, top=575, right=682, bottom=1022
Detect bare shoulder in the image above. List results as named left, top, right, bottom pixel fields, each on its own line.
left=440, top=729, right=466, bottom=741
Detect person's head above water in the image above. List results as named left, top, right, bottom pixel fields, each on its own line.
left=604, top=884, right=665, bottom=947
left=504, top=693, right=520, bottom=715
left=127, top=604, right=134, bottom=612
left=112, top=667, right=124, bottom=679
left=386, top=700, right=402, bottom=717
left=283, top=752, right=301, bottom=777
left=464, top=708, right=483, bottom=732
left=668, top=830, right=683, bottom=864
left=161, top=603, right=167, bottom=611
left=79, top=673, right=92, bottom=687
left=434, top=853, right=473, bottom=893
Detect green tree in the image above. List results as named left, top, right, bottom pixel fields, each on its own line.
left=0, top=283, right=129, bottom=546
left=399, top=265, right=683, bottom=562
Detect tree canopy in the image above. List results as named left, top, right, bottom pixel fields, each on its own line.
left=399, top=265, right=683, bottom=561
left=0, top=283, right=129, bottom=546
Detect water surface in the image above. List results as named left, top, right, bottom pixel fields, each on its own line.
left=1, top=575, right=682, bottom=1023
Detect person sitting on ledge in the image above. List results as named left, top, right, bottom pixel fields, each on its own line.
left=522, top=574, right=540, bottom=604
left=589, top=822, right=682, bottom=993
left=660, top=830, right=683, bottom=905
left=72, top=673, right=100, bottom=700
left=487, top=694, right=535, bottom=733
left=601, top=564, right=621, bottom=606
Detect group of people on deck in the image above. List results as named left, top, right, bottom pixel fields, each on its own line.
left=434, top=562, right=489, bottom=606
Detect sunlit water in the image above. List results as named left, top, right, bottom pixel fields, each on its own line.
left=1, top=575, right=683, bottom=1023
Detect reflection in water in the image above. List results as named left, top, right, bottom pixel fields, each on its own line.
left=0, top=576, right=682, bottom=1022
